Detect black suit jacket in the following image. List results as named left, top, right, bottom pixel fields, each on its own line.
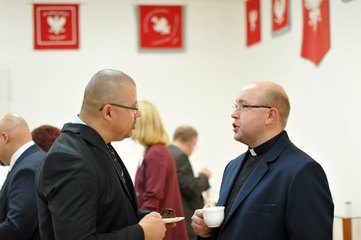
left=36, top=123, right=144, bottom=240
left=0, top=144, right=45, bottom=240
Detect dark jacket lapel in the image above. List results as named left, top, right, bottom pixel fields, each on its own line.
left=61, top=123, right=136, bottom=207
left=221, top=132, right=291, bottom=226
left=217, top=154, right=246, bottom=207
left=10, top=144, right=40, bottom=172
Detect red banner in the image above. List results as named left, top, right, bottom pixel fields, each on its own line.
left=33, top=4, right=79, bottom=50
left=272, top=0, right=289, bottom=33
left=301, top=0, right=330, bottom=64
left=246, top=0, right=261, bottom=47
left=139, top=5, right=183, bottom=49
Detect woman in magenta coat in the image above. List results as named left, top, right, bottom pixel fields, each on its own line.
left=133, top=100, right=188, bottom=240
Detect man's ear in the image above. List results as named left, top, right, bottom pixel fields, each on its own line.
left=265, top=108, right=279, bottom=125
left=100, top=105, right=112, bottom=119
left=0, top=131, right=10, bottom=144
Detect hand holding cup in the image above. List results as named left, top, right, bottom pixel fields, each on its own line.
left=202, top=206, right=225, bottom=228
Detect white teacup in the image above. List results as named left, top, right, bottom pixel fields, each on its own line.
left=202, top=206, right=225, bottom=228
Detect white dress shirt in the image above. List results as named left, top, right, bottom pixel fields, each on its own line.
left=8, top=141, right=35, bottom=172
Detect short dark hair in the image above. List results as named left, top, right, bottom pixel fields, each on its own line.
left=173, top=125, right=198, bottom=143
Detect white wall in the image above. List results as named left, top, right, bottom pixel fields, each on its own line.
left=1, top=0, right=361, bottom=238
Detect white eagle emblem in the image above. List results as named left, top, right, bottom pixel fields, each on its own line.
left=304, top=0, right=323, bottom=32
left=151, top=16, right=171, bottom=35
left=274, top=0, right=286, bottom=24
left=248, top=10, right=258, bottom=32
left=47, top=16, right=66, bottom=35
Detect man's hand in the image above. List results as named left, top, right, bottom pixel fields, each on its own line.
left=139, top=212, right=166, bottom=240
left=191, top=209, right=212, bottom=238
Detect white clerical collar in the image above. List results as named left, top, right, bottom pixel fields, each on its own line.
left=9, top=141, right=35, bottom=172
left=249, top=148, right=257, bottom=157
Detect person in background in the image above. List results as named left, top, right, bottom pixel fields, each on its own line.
left=0, top=113, right=46, bottom=240
left=191, top=81, right=334, bottom=240
left=31, top=124, right=61, bottom=152
left=133, top=100, right=188, bottom=240
left=168, top=125, right=211, bottom=240
left=36, top=69, right=166, bottom=240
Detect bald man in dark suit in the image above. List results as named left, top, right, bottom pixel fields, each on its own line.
left=36, top=69, right=166, bottom=240
left=0, top=113, right=45, bottom=240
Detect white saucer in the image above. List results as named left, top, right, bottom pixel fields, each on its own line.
left=162, top=217, right=185, bottom=223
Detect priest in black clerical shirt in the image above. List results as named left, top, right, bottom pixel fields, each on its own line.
left=191, top=81, right=333, bottom=240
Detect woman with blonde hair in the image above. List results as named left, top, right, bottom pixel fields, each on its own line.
left=133, top=100, right=188, bottom=240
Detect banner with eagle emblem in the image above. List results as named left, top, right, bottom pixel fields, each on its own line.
left=139, top=5, right=183, bottom=49
left=33, top=4, right=79, bottom=50
left=272, top=0, right=290, bottom=34
left=301, top=0, right=330, bottom=64
left=246, top=0, right=261, bottom=47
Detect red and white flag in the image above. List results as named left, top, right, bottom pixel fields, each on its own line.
left=246, top=0, right=261, bottom=47
left=272, top=0, right=289, bottom=33
left=301, top=0, right=330, bottom=64
left=139, top=5, right=183, bottom=49
left=33, top=4, right=79, bottom=50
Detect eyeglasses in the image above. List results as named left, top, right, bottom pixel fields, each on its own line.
left=99, top=103, right=139, bottom=111
left=232, top=103, right=272, bottom=111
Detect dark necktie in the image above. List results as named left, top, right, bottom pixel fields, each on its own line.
left=107, top=144, right=136, bottom=206
left=107, top=144, right=127, bottom=185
